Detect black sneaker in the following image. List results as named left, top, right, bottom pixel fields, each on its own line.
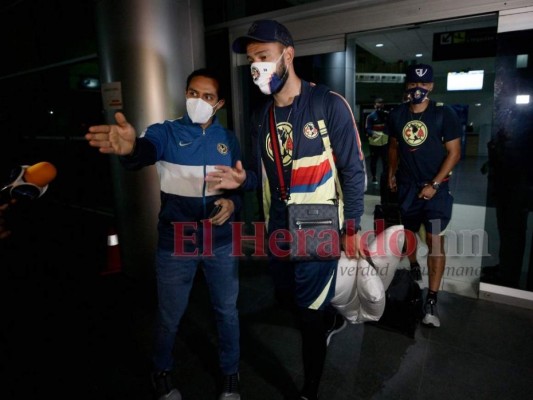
left=422, top=298, right=440, bottom=328
left=325, top=313, right=348, bottom=346
left=410, top=263, right=422, bottom=281
left=151, top=371, right=182, bottom=400
left=219, top=373, right=240, bottom=400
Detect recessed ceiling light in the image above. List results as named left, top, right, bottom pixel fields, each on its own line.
left=376, top=43, right=384, bottom=47
left=416, top=53, right=423, bottom=57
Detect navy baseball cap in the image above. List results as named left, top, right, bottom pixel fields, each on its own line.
left=406, top=64, right=434, bottom=83
left=232, top=20, right=294, bottom=54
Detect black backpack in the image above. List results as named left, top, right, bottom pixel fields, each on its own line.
left=370, top=268, right=424, bottom=338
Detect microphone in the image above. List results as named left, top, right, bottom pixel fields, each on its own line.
left=0, top=162, right=57, bottom=204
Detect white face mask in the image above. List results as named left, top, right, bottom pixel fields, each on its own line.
left=250, top=50, right=287, bottom=95
left=186, top=98, right=219, bottom=124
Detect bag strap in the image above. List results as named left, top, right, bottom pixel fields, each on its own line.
left=319, top=122, right=343, bottom=202
left=311, top=84, right=343, bottom=202
left=269, top=105, right=289, bottom=202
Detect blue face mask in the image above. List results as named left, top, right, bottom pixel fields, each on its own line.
left=406, top=86, right=429, bottom=104
left=268, top=69, right=288, bottom=94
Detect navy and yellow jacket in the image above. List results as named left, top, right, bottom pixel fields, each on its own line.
left=242, top=80, right=365, bottom=232
left=120, top=114, right=242, bottom=251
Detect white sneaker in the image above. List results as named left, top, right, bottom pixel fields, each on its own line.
left=219, top=373, right=240, bottom=400
left=422, top=299, right=440, bottom=328
left=152, top=371, right=182, bottom=400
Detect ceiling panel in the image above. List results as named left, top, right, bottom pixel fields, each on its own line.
left=353, top=14, right=498, bottom=65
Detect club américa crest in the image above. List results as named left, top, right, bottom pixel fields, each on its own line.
left=217, top=143, right=229, bottom=155
left=266, top=122, right=293, bottom=166
left=402, top=119, right=428, bottom=146
left=303, top=122, right=319, bottom=139
left=265, top=120, right=320, bottom=164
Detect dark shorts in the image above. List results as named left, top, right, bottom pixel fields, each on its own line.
left=266, top=222, right=338, bottom=310
left=268, top=218, right=338, bottom=310
left=268, top=256, right=337, bottom=310
left=398, top=182, right=453, bottom=235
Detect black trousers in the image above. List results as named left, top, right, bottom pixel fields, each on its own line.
left=369, top=144, right=388, bottom=179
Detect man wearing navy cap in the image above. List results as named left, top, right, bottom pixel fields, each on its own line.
left=208, top=19, right=366, bottom=400
left=387, top=64, right=462, bottom=328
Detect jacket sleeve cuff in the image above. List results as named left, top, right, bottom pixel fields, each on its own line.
left=341, top=218, right=361, bottom=235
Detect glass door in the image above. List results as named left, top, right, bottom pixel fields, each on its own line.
left=348, top=14, right=499, bottom=299
left=480, top=27, right=533, bottom=293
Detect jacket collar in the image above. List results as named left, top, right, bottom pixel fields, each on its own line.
left=182, top=113, right=222, bottom=130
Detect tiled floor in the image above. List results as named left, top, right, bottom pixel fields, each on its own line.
left=12, top=257, right=529, bottom=400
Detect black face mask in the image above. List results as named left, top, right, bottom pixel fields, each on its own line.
left=406, top=86, right=429, bottom=104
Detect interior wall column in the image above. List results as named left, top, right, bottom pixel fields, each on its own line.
left=94, top=0, right=205, bottom=279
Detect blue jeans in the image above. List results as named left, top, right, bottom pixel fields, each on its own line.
left=152, top=242, right=240, bottom=375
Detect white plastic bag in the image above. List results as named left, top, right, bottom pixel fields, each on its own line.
left=331, top=225, right=406, bottom=323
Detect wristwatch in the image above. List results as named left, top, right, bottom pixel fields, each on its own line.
left=431, top=181, right=440, bottom=190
